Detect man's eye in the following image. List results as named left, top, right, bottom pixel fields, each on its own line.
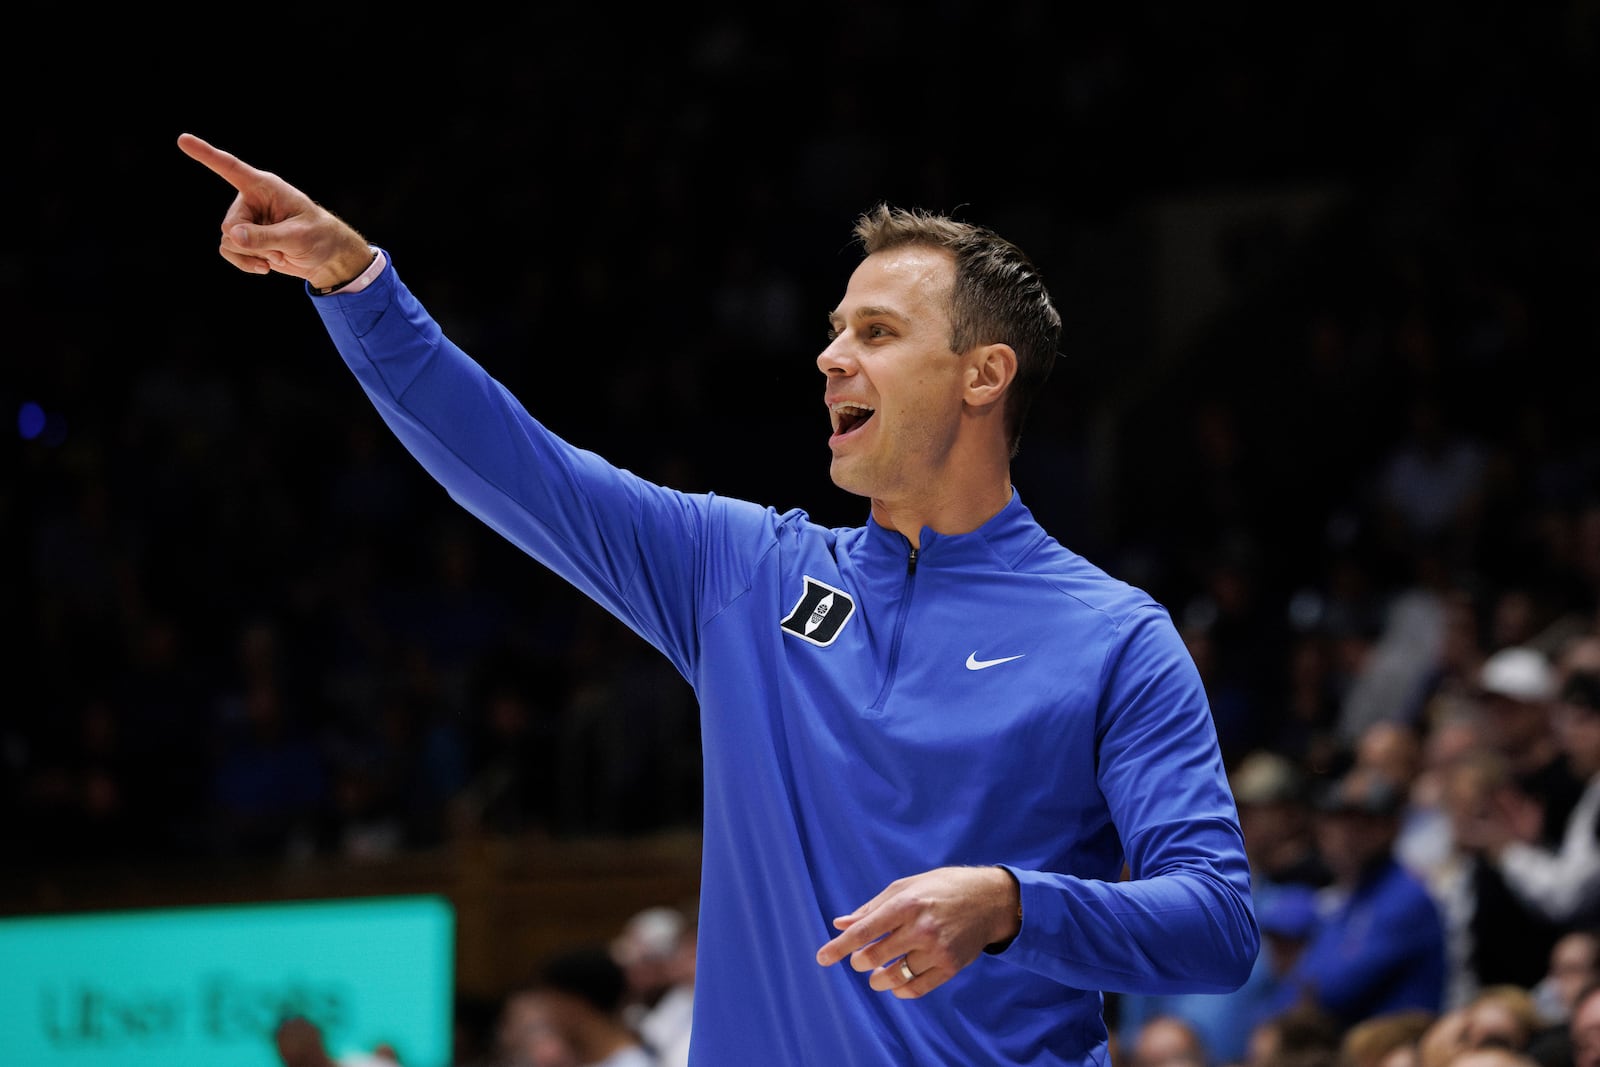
left=825, top=326, right=840, bottom=342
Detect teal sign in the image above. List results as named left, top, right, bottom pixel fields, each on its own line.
left=0, top=895, right=454, bottom=1067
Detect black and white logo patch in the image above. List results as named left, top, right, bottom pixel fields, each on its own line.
left=780, top=576, right=856, bottom=646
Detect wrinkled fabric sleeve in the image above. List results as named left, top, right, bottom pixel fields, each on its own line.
left=998, top=608, right=1260, bottom=994
left=308, top=253, right=747, bottom=678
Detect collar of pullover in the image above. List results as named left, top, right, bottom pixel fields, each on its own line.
left=861, top=489, right=1050, bottom=570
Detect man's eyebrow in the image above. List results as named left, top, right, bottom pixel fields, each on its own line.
left=827, top=305, right=906, bottom=325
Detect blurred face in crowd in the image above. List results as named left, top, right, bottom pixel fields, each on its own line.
left=1479, top=693, right=1550, bottom=761
left=1442, top=755, right=1504, bottom=842
left=1419, top=1009, right=1470, bottom=1067
left=1237, top=798, right=1303, bottom=866
left=1318, top=811, right=1394, bottom=883
left=1358, top=722, right=1422, bottom=785
left=1464, top=996, right=1531, bottom=1052
left=1556, top=698, right=1600, bottom=779
left=498, top=991, right=576, bottom=1067
left=1314, top=775, right=1398, bottom=886
left=1131, top=1016, right=1207, bottom=1067
left=1572, top=986, right=1600, bottom=1067
left=1548, top=933, right=1600, bottom=1019
left=1245, top=1020, right=1281, bottom=1067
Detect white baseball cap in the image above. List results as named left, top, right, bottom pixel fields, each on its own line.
left=1479, top=646, right=1557, bottom=703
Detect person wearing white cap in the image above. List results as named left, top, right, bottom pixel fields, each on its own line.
left=1459, top=671, right=1600, bottom=928
left=1474, top=646, right=1584, bottom=853
left=611, top=906, right=695, bottom=1066
left=1454, top=646, right=1588, bottom=996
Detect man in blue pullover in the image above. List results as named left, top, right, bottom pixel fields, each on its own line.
left=180, top=132, right=1258, bottom=1066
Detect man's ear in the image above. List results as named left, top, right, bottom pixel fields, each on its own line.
left=965, top=343, right=1017, bottom=410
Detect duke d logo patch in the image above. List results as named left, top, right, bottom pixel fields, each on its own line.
left=781, top=576, right=856, bottom=646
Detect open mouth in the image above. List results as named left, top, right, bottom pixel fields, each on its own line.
left=829, top=401, right=876, bottom=435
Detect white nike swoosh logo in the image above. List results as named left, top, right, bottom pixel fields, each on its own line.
left=966, top=652, right=1026, bottom=671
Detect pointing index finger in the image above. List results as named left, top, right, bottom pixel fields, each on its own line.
left=177, top=132, right=262, bottom=192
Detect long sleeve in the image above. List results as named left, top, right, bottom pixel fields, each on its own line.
left=1497, top=777, right=1600, bottom=924
left=999, top=609, right=1260, bottom=995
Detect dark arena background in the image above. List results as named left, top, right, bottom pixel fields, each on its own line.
left=3, top=3, right=1599, bottom=1065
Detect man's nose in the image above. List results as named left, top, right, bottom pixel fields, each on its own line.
left=817, top=335, right=853, bottom=375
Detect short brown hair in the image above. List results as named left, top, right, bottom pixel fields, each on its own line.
left=853, top=203, right=1063, bottom=457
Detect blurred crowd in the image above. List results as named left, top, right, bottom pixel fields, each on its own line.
left=5, top=3, right=1600, bottom=1064
left=1111, top=638, right=1600, bottom=1067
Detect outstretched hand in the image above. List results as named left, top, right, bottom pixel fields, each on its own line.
left=815, top=866, right=1021, bottom=999
left=177, top=133, right=374, bottom=290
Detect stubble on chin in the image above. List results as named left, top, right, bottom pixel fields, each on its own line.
left=828, top=456, right=869, bottom=498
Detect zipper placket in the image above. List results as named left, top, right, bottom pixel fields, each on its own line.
left=867, top=546, right=918, bottom=714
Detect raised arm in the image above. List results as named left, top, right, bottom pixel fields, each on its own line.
left=176, top=133, right=375, bottom=292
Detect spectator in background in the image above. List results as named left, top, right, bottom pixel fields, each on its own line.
left=640, top=920, right=694, bottom=1067
left=1243, top=1002, right=1342, bottom=1067
left=1130, top=1015, right=1210, bottom=1067
left=1569, top=979, right=1600, bottom=1067
left=1558, top=634, right=1600, bottom=685
left=1418, top=1008, right=1472, bottom=1067
left=501, top=946, right=655, bottom=1067
left=1459, top=647, right=1581, bottom=993
left=1233, top=751, right=1333, bottom=891
left=1338, top=1009, right=1435, bottom=1067
left=1462, top=985, right=1546, bottom=1057
left=610, top=904, right=694, bottom=1062
left=1460, top=671, right=1600, bottom=930
left=1533, top=930, right=1600, bottom=1034
left=1357, top=721, right=1426, bottom=791
left=1518, top=893, right=1600, bottom=1066
left=1351, top=718, right=1435, bottom=879
left=1474, top=647, right=1584, bottom=848
left=1434, top=748, right=1518, bottom=1011
left=1265, top=766, right=1448, bottom=1028
left=496, top=990, right=577, bottom=1067
left=273, top=1015, right=399, bottom=1067
left=1396, top=698, right=1486, bottom=887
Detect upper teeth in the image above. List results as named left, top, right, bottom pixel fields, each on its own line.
left=829, top=402, right=875, bottom=432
